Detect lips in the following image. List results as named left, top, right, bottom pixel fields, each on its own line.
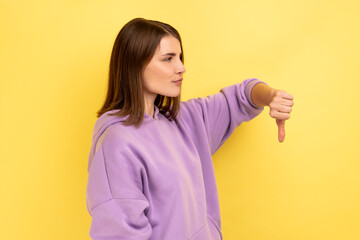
left=173, top=78, right=183, bottom=82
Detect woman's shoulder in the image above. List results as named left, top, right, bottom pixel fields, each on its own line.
left=101, top=122, right=136, bottom=144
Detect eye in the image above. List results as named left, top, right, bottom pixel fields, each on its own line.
left=164, top=57, right=172, bottom=61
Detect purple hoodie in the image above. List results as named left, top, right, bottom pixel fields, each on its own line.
left=86, top=78, right=266, bottom=239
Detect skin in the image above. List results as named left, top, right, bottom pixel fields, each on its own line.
left=251, top=83, right=294, bottom=142
left=142, top=35, right=186, bottom=117
left=142, top=35, right=294, bottom=142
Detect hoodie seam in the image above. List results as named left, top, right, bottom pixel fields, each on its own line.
left=207, top=214, right=223, bottom=239
left=101, top=143, right=114, bottom=199
left=90, top=197, right=149, bottom=213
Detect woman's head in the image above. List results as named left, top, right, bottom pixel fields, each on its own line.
left=142, top=35, right=186, bottom=109
left=97, top=18, right=185, bottom=128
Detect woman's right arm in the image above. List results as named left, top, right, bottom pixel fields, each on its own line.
left=86, top=135, right=152, bottom=240
left=180, top=78, right=266, bottom=155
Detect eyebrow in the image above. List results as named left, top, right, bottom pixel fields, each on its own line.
left=161, top=52, right=182, bottom=56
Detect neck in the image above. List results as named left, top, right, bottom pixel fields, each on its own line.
left=144, top=93, right=156, bottom=118
left=144, top=103, right=154, bottom=118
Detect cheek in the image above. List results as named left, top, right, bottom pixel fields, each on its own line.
left=143, top=62, right=174, bottom=90
left=150, top=62, right=173, bottom=80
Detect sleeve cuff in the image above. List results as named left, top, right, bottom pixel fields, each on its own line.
left=244, top=78, right=268, bottom=109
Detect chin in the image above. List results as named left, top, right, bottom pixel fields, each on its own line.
left=169, top=90, right=181, bottom=98
left=161, top=89, right=181, bottom=98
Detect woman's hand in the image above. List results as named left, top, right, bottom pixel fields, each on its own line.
left=268, top=89, right=294, bottom=142
left=251, top=83, right=294, bottom=142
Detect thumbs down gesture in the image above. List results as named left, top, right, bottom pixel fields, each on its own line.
left=250, top=82, right=294, bottom=142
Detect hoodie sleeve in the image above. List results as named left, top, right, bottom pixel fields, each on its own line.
left=86, top=131, right=152, bottom=240
left=180, top=78, right=266, bottom=155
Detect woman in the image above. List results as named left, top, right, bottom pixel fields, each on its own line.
left=86, top=17, right=293, bottom=240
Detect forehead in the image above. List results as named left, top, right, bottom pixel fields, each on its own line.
left=155, top=35, right=181, bottom=55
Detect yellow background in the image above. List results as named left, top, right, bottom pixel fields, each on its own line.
left=1, top=0, right=359, bottom=239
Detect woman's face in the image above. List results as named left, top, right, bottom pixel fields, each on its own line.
left=142, top=35, right=186, bottom=102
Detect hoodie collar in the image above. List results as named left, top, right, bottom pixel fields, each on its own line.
left=144, top=104, right=160, bottom=121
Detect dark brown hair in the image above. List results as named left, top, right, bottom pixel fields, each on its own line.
left=97, top=18, right=184, bottom=128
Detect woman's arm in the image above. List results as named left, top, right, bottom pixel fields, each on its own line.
left=250, top=83, right=294, bottom=142
left=251, top=83, right=276, bottom=107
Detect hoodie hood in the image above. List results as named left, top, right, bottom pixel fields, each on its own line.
left=87, top=105, right=160, bottom=172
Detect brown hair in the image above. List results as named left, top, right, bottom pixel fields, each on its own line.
left=97, top=18, right=184, bottom=128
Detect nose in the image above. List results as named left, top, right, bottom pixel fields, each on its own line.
left=176, top=61, right=186, bottom=75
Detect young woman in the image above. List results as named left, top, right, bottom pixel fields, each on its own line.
left=86, top=17, right=293, bottom=240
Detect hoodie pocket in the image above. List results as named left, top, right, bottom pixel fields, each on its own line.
left=190, top=215, right=222, bottom=240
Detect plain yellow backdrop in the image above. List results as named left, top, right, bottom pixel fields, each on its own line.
left=1, top=0, right=359, bottom=239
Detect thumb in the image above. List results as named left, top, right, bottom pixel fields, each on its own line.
left=276, top=119, right=286, bottom=143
